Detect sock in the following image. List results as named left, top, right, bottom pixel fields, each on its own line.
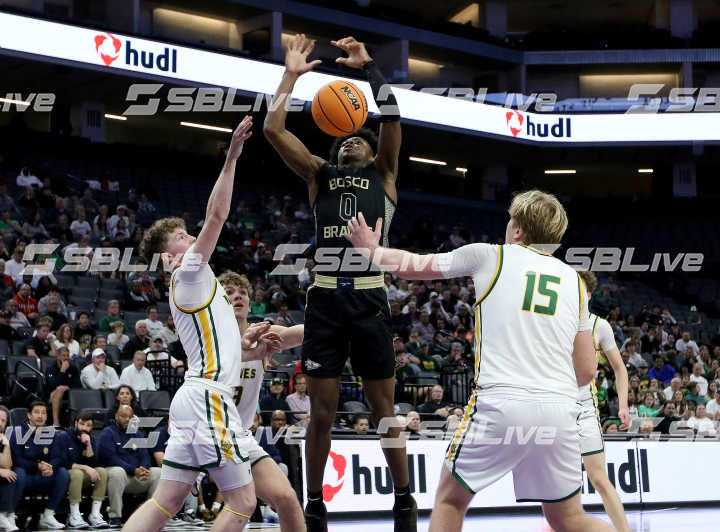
left=394, top=485, right=412, bottom=504
left=198, top=504, right=206, bottom=512
left=211, top=502, right=221, bottom=512
left=307, top=490, right=323, bottom=503
left=91, top=500, right=102, bottom=516
left=70, top=502, right=81, bottom=516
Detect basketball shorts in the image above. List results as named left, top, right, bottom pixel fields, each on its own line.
left=301, top=280, right=394, bottom=380
left=577, top=396, right=604, bottom=456
left=445, top=387, right=583, bottom=503
left=163, top=377, right=252, bottom=489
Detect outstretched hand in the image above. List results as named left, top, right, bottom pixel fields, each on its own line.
left=344, top=212, right=382, bottom=256
left=242, top=322, right=283, bottom=361
left=226, top=116, right=253, bottom=162
left=285, top=33, right=322, bottom=76
left=331, top=36, right=372, bottom=69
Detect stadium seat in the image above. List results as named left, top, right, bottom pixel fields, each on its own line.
left=8, top=355, right=40, bottom=375
left=41, top=356, right=56, bottom=374
left=70, top=297, right=96, bottom=312
left=9, top=407, right=27, bottom=426
left=343, top=400, right=367, bottom=413
left=16, top=327, right=33, bottom=339
left=139, top=390, right=170, bottom=413
left=124, top=311, right=147, bottom=325
left=0, top=339, right=9, bottom=356
left=394, top=402, right=413, bottom=415
left=11, top=341, right=26, bottom=356
left=102, top=389, right=116, bottom=410
left=101, top=278, right=125, bottom=291
left=71, top=286, right=98, bottom=299
left=68, top=389, right=104, bottom=412
left=76, top=277, right=100, bottom=290
left=105, top=345, right=121, bottom=363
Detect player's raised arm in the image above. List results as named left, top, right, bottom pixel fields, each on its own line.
left=193, top=116, right=252, bottom=263
left=264, top=33, right=326, bottom=184
left=332, top=37, right=401, bottom=181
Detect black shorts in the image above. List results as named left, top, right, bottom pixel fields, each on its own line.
left=301, top=285, right=395, bottom=380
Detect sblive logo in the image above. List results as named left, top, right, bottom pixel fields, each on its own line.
left=94, top=32, right=178, bottom=72
left=506, top=110, right=572, bottom=139
left=582, top=449, right=650, bottom=495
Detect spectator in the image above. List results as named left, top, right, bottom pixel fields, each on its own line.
left=684, top=381, right=707, bottom=406
left=395, top=350, right=420, bottom=382
left=0, top=210, right=23, bottom=244
left=70, top=207, right=92, bottom=240
left=286, top=374, right=310, bottom=421
left=107, top=205, right=129, bottom=234
left=120, top=351, right=156, bottom=392
left=124, top=279, right=151, bottom=311
left=705, top=388, right=720, bottom=419
left=260, top=378, right=295, bottom=426
left=443, top=341, right=465, bottom=367
left=50, top=215, right=73, bottom=244
left=53, top=322, right=80, bottom=356
left=412, top=312, right=435, bottom=342
left=21, top=211, right=49, bottom=241
left=26, top=318, right=58, bottom=359
left=107, top=320, right=130, bottom=352
left=405, top=411, right=421, bottom=435
left=5, top=299, right=30, bottom=330
left=0, top=310, right=19, bottom=342
left=0, top=405, right=21, bottom=532
left=624, top=342, right=645, bottom=369
left=156, top=315, right=177, bottom=346
left=637, top=393, right=659, bottom=418
left=275, top=303, right=297, bottom=327
left=99, top=405, right=160, bottom=527
left=38, top=289, right=68, bottom=317
left=73, top=312, right=95, bottom=354
left=121, top=320, right=151, bottom=359
left=687, top=404, right=716, bottom=436
left=144, top=306, right=163, bottom=338
left=655, top=402, right=681, bottom=434
left=51, top=412, right=109, bottom=528
left=45, top=346, right=81, bottom=424
left=648, top=355, right=676, bottom=385
left=444, top=408, right=465, bottom=432
left=9, top=401, right=69, bottom=529
left=415, top=341, right=439, bottom=372
left=13, top=283, right=38, bottom=320
left=250, top=290, right=268, bottom=315
left=676, top=332, right=699, bottom=359
left=663, top=376, right=682, bottom=401
left=112, top=385, right=147, bottom=418
left=80, top=348, right=121, bottom=390
left=690, top=362, right=709, bottom=396
left=144, top=335, right=183, bottom=370
left=4, top=248, right=24, bottom=283
left=98, top=300, right=125, bottom=333
left=451, top=304, right=473, bottom=330
left=354, top=414, right=370, bottom=435
left=0, top=183, right=20, bottom=220
left=418, top=385, right=450, bottom=417
left=93, top=205, right=110, bottom=240
left=389, top=301, right=411, bottom=339
left=250, top=412, right=285, bottom=473
left=80, top=189, right=99, bottom=217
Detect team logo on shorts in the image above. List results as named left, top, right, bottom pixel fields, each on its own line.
left=305, top=359, right=321, bottom=371
left=221, top=441, right=233, bottom=456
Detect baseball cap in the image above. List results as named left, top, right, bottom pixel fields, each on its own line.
left=243, top=240, right=252, bottom=246
left=271, top=377, right=283, bottom=385
left=429, top=291, right=439, bottom=298
left=690, top=305, right=698, bottom=312
left=116, top=204, right=127, bottom=211
left=92, top=348, right=105, bottom=358
left=257, top=242, right=266, bottom=248
left=152, top=335, right=164, bottom=342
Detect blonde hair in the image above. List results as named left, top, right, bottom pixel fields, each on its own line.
left=139, top=217, right=186, bottom=262
left=218, top=271, right=253, bottom=298
left=577, top=270, right=597, bottom=294
left=508, top=190, right=568, bottom=244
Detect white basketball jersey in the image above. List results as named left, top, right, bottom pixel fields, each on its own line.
left=235, top=359, right=266, bottom=428
left=170, top=265, right=243, bottom=389
left=472, top=244, right=587, bottom=400
left=577, top=314, right=617, bottom=402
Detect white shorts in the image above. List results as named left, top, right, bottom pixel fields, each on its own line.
left=163, top=377, right=253, bottom=489
left=445, top=388, right=582, bottom=503
left=247, top=435, right=270, bottom=467
left=577, top=397, right=604, bottom=456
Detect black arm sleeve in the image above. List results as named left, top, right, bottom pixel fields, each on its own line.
left=363, top=61, right=400, bottom=122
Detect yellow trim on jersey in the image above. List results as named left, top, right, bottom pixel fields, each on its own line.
left=447, top=392, right=478, bottom=463
left=474, top=305, right=481, bottom=378
left=171, top=270, right=218, bottom=314
left=474, top=245, right=504, bottom=305
left=211, top=392, right=234, bottom=461
left=314, top=273, right=384, bottom=289
left=197, top=309, right=217, bottom=380
left=577, top=274, right=585, bottom=319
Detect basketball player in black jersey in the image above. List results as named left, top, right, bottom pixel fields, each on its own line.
left=264, top=34, right=414, bottom=532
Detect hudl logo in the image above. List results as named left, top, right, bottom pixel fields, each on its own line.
left=506, top=110, right=572, bottom=139
left=353, top=454, right=427, bottom=495
left=93, top=34, right=178, bottom=73
left=583, top=449, right=650, bottom=494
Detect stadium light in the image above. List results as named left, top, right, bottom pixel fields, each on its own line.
left=456, top=167, right=468, bottom=174
left=0, top=97, right=30, bottom=106
left=638, top=168, right=654, bottom=173
left=180, top=121, right=232, bottom=133
left=409, top=156, right=447, bottom=166
left=544, top=169, right=576, bottom=174
left=104, top=114, right=127, bottom=121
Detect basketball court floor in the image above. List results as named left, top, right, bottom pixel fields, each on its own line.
left=31, top=506, right=720, bottom=531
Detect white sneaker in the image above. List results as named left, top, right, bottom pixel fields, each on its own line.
left=88, top=514, right=109, bottom=529
left=38, top=513, right=66, bottom=530
left=5, top=514, right=19, bottom=532
left=261, top=505, right=279, bottom=523
left=0, top=514, right=12, bottom=531
left=67, top=513, right=90, bottom=529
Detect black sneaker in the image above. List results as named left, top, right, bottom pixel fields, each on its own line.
left=107, top=517, right=122, bottom=528
left=393, top=494, right=417, bottom=532
left=304, top=500, right=328, bottom=532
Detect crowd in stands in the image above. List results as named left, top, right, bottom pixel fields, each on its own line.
left=0, top=166, right=719, bottom=528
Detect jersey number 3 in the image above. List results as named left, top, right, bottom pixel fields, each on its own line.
left=522, top=272, right=560, bottom=315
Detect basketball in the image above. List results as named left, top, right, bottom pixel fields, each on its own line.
left=311, top=80, right=368, bottom=136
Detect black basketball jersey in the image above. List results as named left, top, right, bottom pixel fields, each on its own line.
left=312, top=162, right=396, bottom=277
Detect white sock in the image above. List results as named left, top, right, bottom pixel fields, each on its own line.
left=70, top=502, right=81, bottom=516
left=0, top=512, right=7, bottom=517
left=198, top=504, right=206, bottom=512
left=91, top=500, right=103, bottom=515
left=211, top=502, right=221, bottom=512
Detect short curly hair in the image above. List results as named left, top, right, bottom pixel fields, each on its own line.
left=329, top=127, right=378, bottom=165
left=140, top=217, right=186, bottom=263
left=577, top=270, right=598, bottom=294
left=217, top=271, right=253, bottom=298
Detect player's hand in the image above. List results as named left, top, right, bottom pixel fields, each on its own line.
left=331, top=36, right=372, bottom=69
left=285, top=33, right=322, bottom=76
left=618, top=407, right=631, bottom=430
left=345, top=212, right=382, bottom=256
left=226, top=116, right=253, bottom=162
left=242, top=322, right=283, bottom=361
